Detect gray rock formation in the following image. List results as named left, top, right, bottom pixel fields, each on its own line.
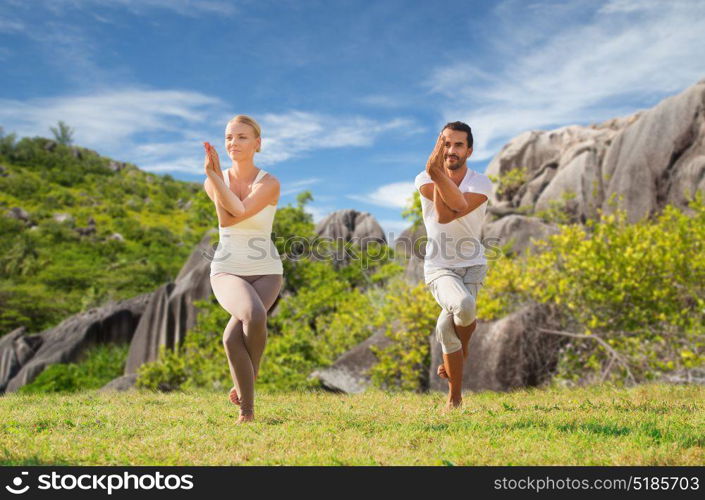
left=393, top=223, right=426, bottom=283
left=428, top=303, right=565, bottom=392
left=309, top=329, right=393, bottom=393
left=123, top=230, right=217, bottom=374
left=659, top=368, right=705, bottom=385
left=481, top=215, right=560, bottom=256
left=75, top=216, right=97, bottom=237
left=108, top=161, right=127, bottom=173
left=53, top=213, right=74, bottom=224
left=315, top=209, right=387, bottom=248
left=486, top=78, right=705, bottom=225
left=5, top=207, right=30, bottom=223
left=393, top=223, right=425, bottom=260
left=0, top=327, right=41, bottom=393
left=1, top=293, right=151, bottom=393
left=602, top=79, right=705, bottom=222
left=99, top=374, right=138, bottom=392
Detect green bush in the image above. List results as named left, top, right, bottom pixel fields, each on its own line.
left=369, top=277, right=438, bottom=391
left=0, top=281, right=70, bottom=333
left=479, top=191, right=705, bottom=384
left=18, top=343, right=130, bottom=394
left=488, top=166, right=527, bottom=200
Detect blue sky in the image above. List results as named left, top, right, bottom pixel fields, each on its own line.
left=1, top=0, right=705, bottom=241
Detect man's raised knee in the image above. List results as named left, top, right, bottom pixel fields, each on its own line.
left=453, top=295, right=476, bottom=326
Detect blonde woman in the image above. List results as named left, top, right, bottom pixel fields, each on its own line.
left=203, top=115, right=283, bottom=424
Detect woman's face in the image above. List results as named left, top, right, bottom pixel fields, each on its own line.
left=224, top=121, right=261, bottom=162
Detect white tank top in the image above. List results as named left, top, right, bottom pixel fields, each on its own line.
left=209, top=168, right=283, bottom=276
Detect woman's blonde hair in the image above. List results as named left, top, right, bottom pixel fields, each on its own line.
left=228, top=115, right=262, bottom=152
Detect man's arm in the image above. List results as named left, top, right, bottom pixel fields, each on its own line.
left=425, top=133, right=467, bottom=211
left=429, top=170, right=468, bottom=212
left=441, top=191, right=488, bottom=223
left=419, top=183, right=457, bottom=223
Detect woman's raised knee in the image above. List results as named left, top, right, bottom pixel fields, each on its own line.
left=240, top=304, right=267, bottom=328
left=222, top=319, right=243, bottom=349
left=223, top=330, right=237, bottom=350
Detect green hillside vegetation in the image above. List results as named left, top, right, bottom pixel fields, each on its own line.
left=0, top=131, right=216, bottom=334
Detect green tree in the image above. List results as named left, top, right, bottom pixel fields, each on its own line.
left=402, top=190, right=422, bottom=230
left=50, top=121, right=74, bottom=146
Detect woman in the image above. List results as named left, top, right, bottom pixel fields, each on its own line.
left=203, top=115, right=283, bottom=424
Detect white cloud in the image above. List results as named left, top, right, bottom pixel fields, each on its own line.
left=257, top=111, right=416, bottom=166
left=0, top=18, right=24, bottom=33
left=358, top=94, right=407, bottom=109
left=89, top=0, right=237, bottom=16
left=304, top=204, right=335, bottom=224
left=0, top=89, right=419, bottom=176
left=0, top=88, right=230, bottom=176
left=0, top=88, right=223, bottom=164
left=348, top=181, right=416, bottom=209
left=429, top=0, right=705, bottom=162
left=369, top=153, right=426, bottom=165
left=280, top=178, right=322, bottom=196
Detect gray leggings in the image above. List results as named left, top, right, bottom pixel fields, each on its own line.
left=210, top=272, right=283, bottom=415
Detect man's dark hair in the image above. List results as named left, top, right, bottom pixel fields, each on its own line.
left=442, top=121, right=473, bottom=148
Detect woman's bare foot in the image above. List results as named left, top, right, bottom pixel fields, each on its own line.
left=437, top=364, right=449, bottom=379
left=229, top=387, right=240, bottom=405
left=236, top=413, right=254, bottom=424
left=445, top=397, right=462, bottom=410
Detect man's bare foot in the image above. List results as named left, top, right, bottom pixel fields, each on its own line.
left=236, top=413, right=254, bottom=424
left=437, top=364, right=448, bottom=379
left=229, top=387, right=240, bottom=405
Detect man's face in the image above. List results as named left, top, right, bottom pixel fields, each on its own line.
left=441, top=129, right=472, bottom=170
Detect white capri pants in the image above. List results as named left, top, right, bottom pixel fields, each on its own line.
left=426, top=264, right=488, bottom=354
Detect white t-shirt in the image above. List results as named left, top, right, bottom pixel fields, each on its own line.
left=414, top=168, right=493, bottom=272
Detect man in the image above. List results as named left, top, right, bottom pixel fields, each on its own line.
left=414, top=121, right=493, bottom=409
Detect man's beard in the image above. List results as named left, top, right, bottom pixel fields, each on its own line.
left=445, top=156, right=465, bottom=170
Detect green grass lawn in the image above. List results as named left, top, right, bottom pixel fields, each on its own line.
left=0, top=383, right=702, bottom=465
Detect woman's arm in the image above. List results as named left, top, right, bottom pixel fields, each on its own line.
left=205, top=172, right=245, bottom=216
left=222, top=175, right=280, bottom=225
left=202, top=142, right=245, bottom=216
